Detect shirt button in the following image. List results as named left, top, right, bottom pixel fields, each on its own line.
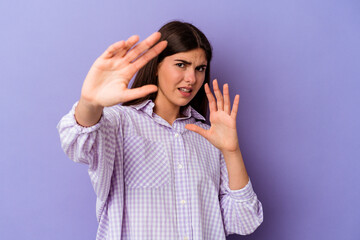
left=181, top=200, right=186, bottom=204
left=178, top=164, right=183, bottom=169
left=174, top=133, right=179, bottom=138
left=184, top=237, right=189, bottom=240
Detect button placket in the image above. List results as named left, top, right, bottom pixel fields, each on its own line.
left=172, top=128, right=191, bottom=239
left=175, top=132, right=183, bottom=171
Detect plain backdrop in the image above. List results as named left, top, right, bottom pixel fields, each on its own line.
left=0, top=0, right=359, bottom=239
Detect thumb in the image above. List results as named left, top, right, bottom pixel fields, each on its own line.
left=185, top=124, right=209, bottom=139
left=126, top=84, right=158, bottom=100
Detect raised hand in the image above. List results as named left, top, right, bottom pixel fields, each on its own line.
left=81, top=32, right=167, bottom=108
left=185, top=79, right=240, bottom=153
left=75, top=32, right=167, bottom=127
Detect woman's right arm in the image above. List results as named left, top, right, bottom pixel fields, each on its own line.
left=59, top=31, right=167, bottom=163
left=57, top=32, right=167, bottom=200
left=57, top=103, right=122, bottom=201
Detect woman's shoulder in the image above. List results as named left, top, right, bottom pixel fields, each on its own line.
left=103, top=104, right=139, bottom=120
left=104, top=102, right=152, bottom=124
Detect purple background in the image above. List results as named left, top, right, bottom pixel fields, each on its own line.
left=1, top=0, right=359, bottom=239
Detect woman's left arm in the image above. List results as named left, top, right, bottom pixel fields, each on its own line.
left=185, top=79, right=263, bottom=235
left=185, top=79, right=248, bottom=190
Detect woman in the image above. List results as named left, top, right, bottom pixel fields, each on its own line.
left=58, top=21, right=263, bottom=239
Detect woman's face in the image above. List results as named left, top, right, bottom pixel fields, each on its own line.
left=155, top=48, right=207, bottom=112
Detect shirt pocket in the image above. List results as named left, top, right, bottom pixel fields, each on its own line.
left=123, top=135, right=170, bottom=188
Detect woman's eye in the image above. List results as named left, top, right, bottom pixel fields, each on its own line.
left=197, top=66, right=206, bottom=72
left=176, top=63, right=185, bottom=68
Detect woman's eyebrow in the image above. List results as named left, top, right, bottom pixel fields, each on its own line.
left=174, top=59, right=207, bottom=67
left=174, top=59, right=192, bottom=65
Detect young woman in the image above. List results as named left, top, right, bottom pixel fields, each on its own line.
left=58, top=21, right=263, bottom=240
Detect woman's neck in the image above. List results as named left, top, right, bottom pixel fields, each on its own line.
left=153, top=99, right=181, bottom=125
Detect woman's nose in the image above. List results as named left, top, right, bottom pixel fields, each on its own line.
left=185, top=70, right=196, bottom=84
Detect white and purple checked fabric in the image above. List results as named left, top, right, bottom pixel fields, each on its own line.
left=57, top=100, right=263, bottom=240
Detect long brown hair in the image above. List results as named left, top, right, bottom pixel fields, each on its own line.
left=123, top=21, right=212, bottom=118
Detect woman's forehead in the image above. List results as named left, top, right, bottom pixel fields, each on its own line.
left=167, top=48, right=207, bottom=64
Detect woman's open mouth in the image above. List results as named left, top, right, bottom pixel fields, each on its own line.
left=178, top=87, right=192, bottom=97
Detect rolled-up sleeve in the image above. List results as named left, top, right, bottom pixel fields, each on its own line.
left=56, top=102, right=123, bottom=202
left=219, top=154, right=263, bottom=235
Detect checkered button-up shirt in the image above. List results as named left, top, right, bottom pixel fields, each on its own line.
left=57, top=100, right=263, bottom=240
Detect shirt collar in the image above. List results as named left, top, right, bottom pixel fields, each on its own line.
left=130, top=99, right=206, bottom=121
left=181, top=104, right=206, bottom=121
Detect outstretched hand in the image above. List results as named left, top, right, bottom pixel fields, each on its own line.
left=185, top=79, right=240, bottom=153
left=80, top=32, right=167, bottom=108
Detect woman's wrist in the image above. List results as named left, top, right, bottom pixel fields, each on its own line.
left=75, top=98, right=104, bottom=127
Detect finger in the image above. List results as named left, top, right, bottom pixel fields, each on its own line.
left=131, top=40, right=168, bottom=71
left=124, top=32, right=162, bottom=63
left=185, top=124, right=209, bottom=139
left=204, top=83, right=217, bottom=113
left=117, top=35, right=140, bottom=57
left=101, top=40, right=125, bottom=59
left=101, top=35, right=140, bottom=59
left=223, top=83, right=231, bottom=115
left=230, top=94, right=240, bottom=119
left=213, top=79, right=224, bottom=111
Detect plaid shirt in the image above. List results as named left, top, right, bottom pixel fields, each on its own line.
left=57, top=100, right=263, bottom=240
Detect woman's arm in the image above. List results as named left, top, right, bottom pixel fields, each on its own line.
left=219, top=155, right=263, bottom=235
left=185, top=79, right=249, bottom=189
left=221, top=147, right=249, bottom=190
left=186, top=79, right=263, bottom=235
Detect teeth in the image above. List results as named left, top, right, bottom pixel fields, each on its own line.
left=179, top=88, right=191, bottom=93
